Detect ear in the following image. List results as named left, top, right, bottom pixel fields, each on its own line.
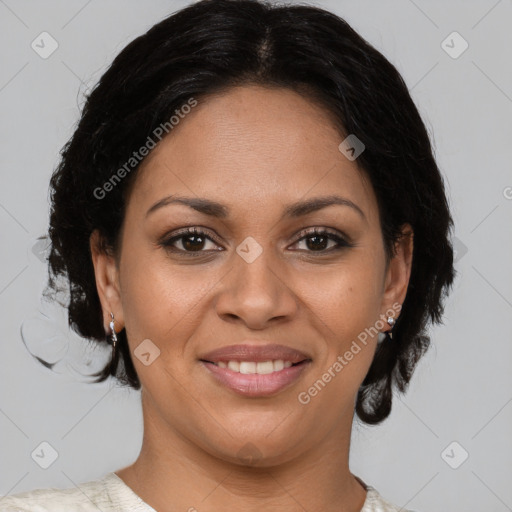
left=380, top=223, right=414, bottom=324
left=89, top=230, right=124, bottom=334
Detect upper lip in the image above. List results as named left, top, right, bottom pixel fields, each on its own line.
left=199, top=343, right=311, bottom=363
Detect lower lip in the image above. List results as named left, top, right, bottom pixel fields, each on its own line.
left=201, top=360, right=311, bottom=397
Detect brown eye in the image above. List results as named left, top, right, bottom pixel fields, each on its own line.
left=178, top=233, right=208, bottom=251
left=161, top=227, right=222, bottom=254
left=303, top=233, right=331, bottom=251
left=291, top=228, right=353, bottom=253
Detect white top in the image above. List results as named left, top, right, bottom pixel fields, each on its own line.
left=0, top=472, right=416, bottom=511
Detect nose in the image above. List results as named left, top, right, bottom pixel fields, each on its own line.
left=214, top=243, right=298, bottom=330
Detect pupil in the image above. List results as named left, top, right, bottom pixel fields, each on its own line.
left=183, top=235, right=205, bottom=251
left=307, top=235, right=327, bottom=251
left=181, top=234, right=329, bottom=252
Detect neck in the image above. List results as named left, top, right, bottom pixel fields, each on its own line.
left=116, top=394, right=367, bottom=512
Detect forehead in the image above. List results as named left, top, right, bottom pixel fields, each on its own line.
left=128, top=85, right=378, bottom=224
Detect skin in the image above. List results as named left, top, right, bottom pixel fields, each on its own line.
left=90, top=84, right=413, bottom=512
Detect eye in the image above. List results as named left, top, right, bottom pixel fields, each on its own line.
left=290, top=227, right=353, bottom=253
left=159, top=226, right=353, bottom=256
left=160, top=227, right=222, bottom=254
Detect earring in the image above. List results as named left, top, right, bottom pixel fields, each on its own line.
left=109, top=312, right=117, bottom=361
left=386, top=316, right=395, bottom=340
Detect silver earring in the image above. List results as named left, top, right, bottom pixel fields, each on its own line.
left=109, top=312, right=117, bottom=360
left=386, top=316, right=395, bottom=339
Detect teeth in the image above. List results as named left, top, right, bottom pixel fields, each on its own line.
left=214, top=359, right=296, bottom=374
left=240, top=362, right=256, bottom=374
left=256, top=361, right=273, bottom=374
left=273, top=359, right=284, bottom=371
left=227, top=361, right=240, bottom=372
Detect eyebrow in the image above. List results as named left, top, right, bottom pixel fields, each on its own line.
left=146, top=194, right=366, bottom=221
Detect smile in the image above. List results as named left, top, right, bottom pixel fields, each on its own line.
left=201, top=359, right=311, bottom=397
left=211, top=360, right=294, bottom=374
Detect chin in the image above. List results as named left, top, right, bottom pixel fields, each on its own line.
left=203, top=429, right=306, bottom=469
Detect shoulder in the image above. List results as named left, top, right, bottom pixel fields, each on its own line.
left=0, top=472, right=128, bottom=512
left=358, top=477, right=419, bottom=512
left=363, top=487, right=418, bottom=511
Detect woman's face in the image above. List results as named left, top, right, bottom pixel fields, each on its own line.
left=92, top=85, right=412, bottom=467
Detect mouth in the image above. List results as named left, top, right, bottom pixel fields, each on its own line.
left=200, top=359, right=311, bottom=397
left=201, top=359, right=307, bottom=374
left=198, top=343, right=312, bottom=397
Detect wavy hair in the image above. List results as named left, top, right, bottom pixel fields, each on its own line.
left=46, top=0, right=456, bottom=424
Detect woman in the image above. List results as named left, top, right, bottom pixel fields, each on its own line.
left=0, top=0, right=455, bottom=510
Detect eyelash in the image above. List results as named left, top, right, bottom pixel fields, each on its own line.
left=159, top=226, right=353, bottom=256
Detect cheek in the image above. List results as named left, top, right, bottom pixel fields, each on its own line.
left=293, top=257, right=384, bottom=410
left=117, top=242, right=209, bottom=351
left=295, top=252, right=385, bottom=343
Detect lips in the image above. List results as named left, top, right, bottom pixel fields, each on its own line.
left=199, top=343, right=312, bottom=397
left=199, top=343, right=310, bottom=364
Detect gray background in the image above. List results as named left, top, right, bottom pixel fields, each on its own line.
left=1, top=1, right=511, bottom=511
